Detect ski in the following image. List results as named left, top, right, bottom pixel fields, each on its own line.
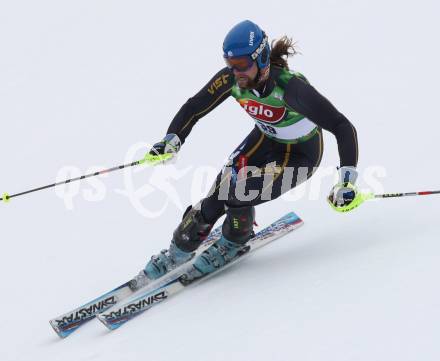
left=49, top=281, right=133, bottom=338
left=49, top=226, right=223, bottom=338
left=97, top=212, right=303, bottom=331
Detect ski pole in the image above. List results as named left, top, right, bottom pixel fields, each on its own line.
left=331, top=189, right=440, bottom=212
left=366, top=190, right=440, bottom=199
left=0, top=153, right=173, bottom=203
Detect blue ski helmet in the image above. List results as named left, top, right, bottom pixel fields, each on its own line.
left=223, top=20, right=270, bottom=70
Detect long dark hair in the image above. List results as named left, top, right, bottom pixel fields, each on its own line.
left=269, top=36, right=299, bottom=70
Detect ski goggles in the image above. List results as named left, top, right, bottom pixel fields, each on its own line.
left=224, top=55, right=255, bottom=72
left=224, top=35, right=269, bottom=72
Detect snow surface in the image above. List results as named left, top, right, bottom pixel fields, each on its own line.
left=1, top=1, right=439, bottom=360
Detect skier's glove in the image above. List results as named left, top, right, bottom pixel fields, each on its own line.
left=144, top=134, right=181, bottom=165
left=149, top=133, right=181, bottom=155
left=328, top=166, right=360, bottom=212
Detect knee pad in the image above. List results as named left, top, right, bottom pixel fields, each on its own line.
left=222, top=205, right=255, bottom=245
left=173, top=205, right=213, bottom=252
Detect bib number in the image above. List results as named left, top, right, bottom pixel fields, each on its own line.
left=258, top=122, right=277, bottom=135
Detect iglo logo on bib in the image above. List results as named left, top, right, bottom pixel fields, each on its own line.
left=238, top=99, right=286, bottom=123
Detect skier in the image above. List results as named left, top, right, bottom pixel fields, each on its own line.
left=130, top=20, right=359, bottom=289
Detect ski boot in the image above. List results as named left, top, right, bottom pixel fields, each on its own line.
left=129, top=205, right=213, bottom=290
left=190, top=204, right=255, bottom=277
left=192, top=236, right=249, bottom=275
left=129, top=241, right=193, bottom=290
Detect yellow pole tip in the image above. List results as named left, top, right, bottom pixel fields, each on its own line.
left=2, top=193, right=11, bottom=203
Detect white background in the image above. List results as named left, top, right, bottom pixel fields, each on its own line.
left=0, top=1, right=439, bottom=360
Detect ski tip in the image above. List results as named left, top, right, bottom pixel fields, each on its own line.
left=96, top=313, right=117, bottom=331
left=49, top=319, right=71, bottom=339
left=282, top=211, right=303, bottom=224
left=49, top=312, right=97, bottom=339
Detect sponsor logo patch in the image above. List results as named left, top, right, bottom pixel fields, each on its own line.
left=238, top=99, right=286, bottom=123
left=208, top=74, right=230, bottom=95
left=249, top=31, right=255, bottom=46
